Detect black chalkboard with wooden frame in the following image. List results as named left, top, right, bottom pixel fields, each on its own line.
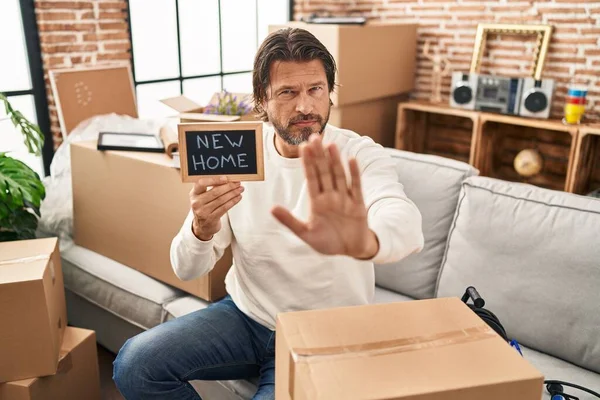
left=177, top=121, right=264, bottom=182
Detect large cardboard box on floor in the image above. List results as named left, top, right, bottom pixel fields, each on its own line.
left=268, top=22, right=417, bottom=107
left=0, top=238, right=67, bottom=383
left=330, top=94, right=408, bottom=148
left=0, top=327, right=101, bottom=400
left=276, top=297, right=544, bottom=400
left=71, top=141, right=232, bottom=301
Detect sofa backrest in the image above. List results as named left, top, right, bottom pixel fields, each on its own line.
left=436, top=176, right=600, bottom=373
left=375, top=149, right=478, bottom=299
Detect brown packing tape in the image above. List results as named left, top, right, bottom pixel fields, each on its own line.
left=291, top=325, right=496, bottom=363
left=288, top=325, right=497, bottom=398
left=0, top=255, right=50, bottom=266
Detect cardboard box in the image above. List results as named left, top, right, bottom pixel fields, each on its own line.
left=0, top=238, right=67, bottom=383
left=0, top=327, right=101, bottom=400
left=268, top=22, right=417, bottom=107
left=330, top=94, right=408, bottom=148
left=71, top=141, right=232, bottom=301
left=161, top=93, right=258, bottom=123
left=276, top=297, right=544, bottom=400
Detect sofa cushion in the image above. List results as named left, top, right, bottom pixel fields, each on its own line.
left=163, top=295, right=210, bottom=321
left=64, top=288, right=144, bottom=354
left=190, top=380, right=256, bottom=400
left=521, top=345, right=600, bottom=400
left=373, top=286, right=415, bottom=304
left=436, top=177, right=600, bottom=374
left=61, top=245, right=184, bottom=330
left=375, top=149, right=478, bottom=299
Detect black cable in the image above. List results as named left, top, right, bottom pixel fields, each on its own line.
left=545, top=380, right=600, bottom=398
left=461, top=288, right=600, bottom=399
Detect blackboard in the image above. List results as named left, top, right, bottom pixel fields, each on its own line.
left=178, top=121, right=264, bottom=182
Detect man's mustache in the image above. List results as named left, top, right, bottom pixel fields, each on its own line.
left=289, top=114, right=323, bottom=124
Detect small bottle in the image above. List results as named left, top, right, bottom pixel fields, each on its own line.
left=563, top=78, right=588, bottom=125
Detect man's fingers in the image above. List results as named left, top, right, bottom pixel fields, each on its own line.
left=301, top=144, right=320, bottom=198
left=349, top=158, right=364, bottom=204
left=327, top=143, right=347, bottom=192
left=192, top=176, right=229, bottom=195
left=308, top=134, right=333, bottom=192
left=200, top=181, right=241, bottom=204
left=204, top=185, right=244, bottom=214
left=271, top=206, right=308, bottom=237
left=210, top=194, right=243, bottom=218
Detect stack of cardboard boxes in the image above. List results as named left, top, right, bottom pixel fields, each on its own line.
left=269, top=22, right=418, bottom=148
left=70, top=141, right=233, bottom=301
left=0, top=238, right=101, bottom=399
left=48, top=64, right=236, bottom=302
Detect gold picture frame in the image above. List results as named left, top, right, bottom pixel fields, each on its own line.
left=470, top=23, right=553, bottom=80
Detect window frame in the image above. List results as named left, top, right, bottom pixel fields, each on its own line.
left=126, top=0, right=294, bottom=94
left=2, top=0, right=53, bottom=176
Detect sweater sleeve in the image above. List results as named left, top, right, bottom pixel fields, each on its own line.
left=170, top=210, right=233, bottom=281
left=350, top=138, right=424, bottom=264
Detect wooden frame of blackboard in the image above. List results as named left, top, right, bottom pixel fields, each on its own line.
left=177, top=121, right=265, bottom=183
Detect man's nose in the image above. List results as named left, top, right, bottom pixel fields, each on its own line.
left=295, top=92, right=314, bottom=115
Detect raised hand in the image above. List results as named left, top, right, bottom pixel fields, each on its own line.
left=271, top=134, right=379, bottom=259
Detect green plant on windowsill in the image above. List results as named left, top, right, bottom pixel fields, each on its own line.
left=0, top=92, right=46, bottom=242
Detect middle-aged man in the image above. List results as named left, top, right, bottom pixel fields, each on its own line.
left=114, top=27, right=424, bottom=400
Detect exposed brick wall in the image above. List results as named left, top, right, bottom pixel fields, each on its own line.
left=34, top=0, right=132, bottom=149
left=294, top=0, right=600, bottom=122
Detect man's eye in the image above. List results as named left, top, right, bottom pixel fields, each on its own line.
left=311, top=86, right=323, bottom=92
left=280, top=90, right=293, bottom=96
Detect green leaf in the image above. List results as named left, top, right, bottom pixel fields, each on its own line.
left=0, top=154, right=45, bottom=211
left=0, top=92, right=45, bottom=156
left=0, top=207, right=39, bottom=241
left=0, top=94, right=47, bottom=242
left=0, top=201, right=10, bottom=220
left=0, top=231, right=20, bottom=242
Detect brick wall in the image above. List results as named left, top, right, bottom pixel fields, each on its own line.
left=34, top=0, right=132, bottom=148
left=294, top=0, right=600, bottom=122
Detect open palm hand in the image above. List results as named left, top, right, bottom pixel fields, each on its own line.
left=272, top=134, right=379, bottom=259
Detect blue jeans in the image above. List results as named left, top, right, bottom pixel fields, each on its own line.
left=113, top=295, right=275, bottom=399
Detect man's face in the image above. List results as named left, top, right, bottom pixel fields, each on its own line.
left=264, top=60, right=331, bottom=145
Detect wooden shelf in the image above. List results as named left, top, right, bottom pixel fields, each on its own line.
left=396, top=102, right=479, bottom=165
left=395, top=101, right=588, bottom=193
left=478, top=112, right=578, bottom=134
left=569, top=124, right=600, bottom=195
left=476, top=114, right=577, bottom=192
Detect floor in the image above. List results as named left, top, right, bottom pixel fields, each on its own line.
left=97, top=344, right=124, bottom=400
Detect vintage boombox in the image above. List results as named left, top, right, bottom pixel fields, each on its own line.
left=450, top=72, right=555, bottom=119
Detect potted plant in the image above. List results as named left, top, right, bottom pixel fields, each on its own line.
left=203, top=91, right=254, bottom=119
left=0, top=93, right=46, bottom=241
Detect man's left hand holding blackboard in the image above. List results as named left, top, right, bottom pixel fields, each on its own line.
left=188, top=176, right=244, bottom=241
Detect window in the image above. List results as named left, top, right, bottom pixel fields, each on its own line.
left=128, top=0, right=291, bottom=119
left=0, top=0, right=52, bottom=176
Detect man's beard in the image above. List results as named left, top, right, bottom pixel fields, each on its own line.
left=270, top=108, right=330, bottom=146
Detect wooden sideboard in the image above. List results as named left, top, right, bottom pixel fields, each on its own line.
left=395, top=101, right=598, bottom=195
